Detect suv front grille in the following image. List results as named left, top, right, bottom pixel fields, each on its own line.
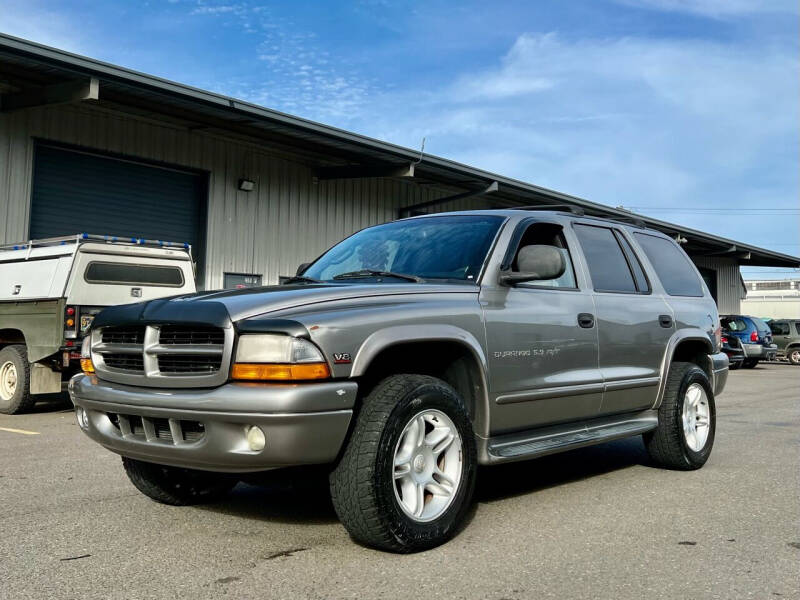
left=158, top=354, right=222, bottom=374
left=159, top=325, right=225, bottom=345
left=102, top=327, right=145, bottom=344
left=103, top=353, right=145, bottom=372
left=92, top=324, right=231, bottom=387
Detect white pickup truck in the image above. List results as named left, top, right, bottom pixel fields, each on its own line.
left=0, top=234, right=196, bottom=414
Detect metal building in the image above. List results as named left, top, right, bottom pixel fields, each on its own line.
left=1, top=34, right=798, bottom=309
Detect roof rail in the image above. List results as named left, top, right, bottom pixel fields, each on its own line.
left=0, top=233, right=191, bottom=252
left=510, top=204, right=586, bottom=216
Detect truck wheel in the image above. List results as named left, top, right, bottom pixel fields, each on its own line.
left=742, top=359, right=759, bottom=369
left=787, top=348, right=800, bottom=366
left=121, top=457, right=236, bottom=506
left=330, top=374, right=477, bottom=553
left=645, top=362, right=715, bottom=470
left=0, top=345, right=35, bottom=415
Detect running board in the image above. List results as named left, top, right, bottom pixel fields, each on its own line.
left=486, top=411, right=658, bottom=463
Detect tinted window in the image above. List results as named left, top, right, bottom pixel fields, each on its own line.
left=721, top=317, right=750, bottom=332
left=85, top=262, right=184, bottom=286
left=796, top=322, right=800, bottom=335
left=513, top=223, right=577, bottom=289
left=769, top=321, right=789, bottom=335
left=633, top=233, right=703, bottom=297
left=573, top=224, right=636, bottom=293
left=616, top=233, right=650, bottom=293
left=752, top=317, right=771, bottom=332
left=303, top=215, right=503, bottom=282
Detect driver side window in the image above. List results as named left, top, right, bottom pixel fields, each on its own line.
left=513, top=223, right=577, bottom=289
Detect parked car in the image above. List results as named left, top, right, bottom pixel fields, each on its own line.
left=767, top=319, right=800, bottom=365
left=70, top=209, right=728, bottom=552
left=720, top=331, right=745, bottom=370
left=720, top=315, right=777, bottom=369
left=0, top=234, right=196, bottom=414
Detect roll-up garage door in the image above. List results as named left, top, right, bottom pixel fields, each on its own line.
left=30, top=143, right=206, bottom=270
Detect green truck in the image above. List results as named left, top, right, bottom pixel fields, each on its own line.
left=0, top=234, right=196, bottom=414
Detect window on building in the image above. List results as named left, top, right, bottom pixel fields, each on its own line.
left=633, top=233, right=703, bottom=297
left=573, top=224, right=637, bottom=293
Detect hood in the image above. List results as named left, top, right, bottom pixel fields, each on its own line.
left=91, top=282, right=475, bottom=329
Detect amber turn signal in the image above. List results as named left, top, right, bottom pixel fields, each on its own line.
left=231, top=362, right=330, bottom=381
left=80, top=358, right=95, bottom=374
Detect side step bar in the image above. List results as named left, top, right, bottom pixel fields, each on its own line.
left=485, top=410, right=658, bottom=464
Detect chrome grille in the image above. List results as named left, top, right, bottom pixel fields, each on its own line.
left=92, top=324, right=233, bottom=388
left=101, top=327, right=145, bottom=345
left=103, top=353, right=145, bottom=372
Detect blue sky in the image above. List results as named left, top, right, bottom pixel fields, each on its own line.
left=2, top=0, right=798, bottom=278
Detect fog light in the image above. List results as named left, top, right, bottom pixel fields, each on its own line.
left=246, top=425, right=266, bottom=451
left=75, top=407, right=89, bottom=430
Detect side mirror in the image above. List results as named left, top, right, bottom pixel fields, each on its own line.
left=499, top=245, right=566, bottom=286
left=296, top=262, right=311, bottom=276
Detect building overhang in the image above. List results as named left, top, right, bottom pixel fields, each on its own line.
left=1, top=33, right=798, bottom=269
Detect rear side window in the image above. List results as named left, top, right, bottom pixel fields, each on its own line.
left=795, top=322, right=800, bottom=335
left=616, top=233, right=650, bottom=293
left=752, top=317, right=771, bottom=332
left=721, top=317, right=750, bottom=332
left=85, top=262, right=184, bottom=286
left=769, top=321, right=789, bottom=335
left=573, top=224, right=636, bottom=293
left=633, top=233, right=703, bottom=297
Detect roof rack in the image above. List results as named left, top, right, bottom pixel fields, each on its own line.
left=0, top=233, right=191, bottom=252
left=510, top=204, right=586, bottom=216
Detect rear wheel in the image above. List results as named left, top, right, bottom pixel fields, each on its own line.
left=742, top=359, right=759, bottom=369
left=330, top=374, right=477, bottom=553
left=0, top=345, right=35, bottom=415
left=787, top=348, right=800, bottom=366
left=645, top=362, right=715, bottom=470
left=122, top=457, right=236, bottom=505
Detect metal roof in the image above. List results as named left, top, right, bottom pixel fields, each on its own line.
left=1, top=32, right=797, bottom=268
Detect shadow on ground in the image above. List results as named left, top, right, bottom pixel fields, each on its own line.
left=198, top=436, right=649, bottom=525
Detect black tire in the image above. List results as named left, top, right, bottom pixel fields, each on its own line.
left=644, top=361, right=716, bottom=471
left=330, top=374, right=477, bottom=553
left=742, top=359, right=759, bottom=369
left=122, top=457, right=236, bottom=506
left=786, top=348, right=800, bottom=366
left=0, top=345, right=35, bottom=415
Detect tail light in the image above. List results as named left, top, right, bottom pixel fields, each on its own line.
left=64, top=305, right=79, bottom=340
left=750, top=330, right=759, bottom=342
left=721, top=336, right=728, bottom=344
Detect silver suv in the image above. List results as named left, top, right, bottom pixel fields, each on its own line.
left=70, top=209, right=728, bottom=552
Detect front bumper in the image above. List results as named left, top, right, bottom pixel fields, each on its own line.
left=710, top=351, right=729, bottom=397
left=68, top=374, right=357, bottom=473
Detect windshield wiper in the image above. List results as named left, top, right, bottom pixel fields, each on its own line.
left=333, top=269, right=423, bottom=283
left=280, top=275, right=322, bottom=285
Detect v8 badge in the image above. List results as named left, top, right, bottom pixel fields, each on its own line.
left=333, top=353, right=351, bottom=364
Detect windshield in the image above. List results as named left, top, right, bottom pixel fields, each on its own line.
left=303, top=215, right=504, bottom=282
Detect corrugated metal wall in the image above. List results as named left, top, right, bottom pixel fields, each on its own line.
left=0, top=103, right=477, bottom=289
left=0, top=102, right=744, bottom=306
left=691, top=255, right=742, bottom=314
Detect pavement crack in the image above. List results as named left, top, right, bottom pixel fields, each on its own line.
left=263, top=547, right=310, bottom=560
left=60, top=554, right=91, bottom=562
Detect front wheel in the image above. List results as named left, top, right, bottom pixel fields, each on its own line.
left=330, top=374, right=477, bottom=553
left=644, top=362, right=715, bottom=470
left=122, top=457, right=236, bottom=505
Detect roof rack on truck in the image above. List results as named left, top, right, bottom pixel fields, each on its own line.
left=0, top=233, right=191, bottom=255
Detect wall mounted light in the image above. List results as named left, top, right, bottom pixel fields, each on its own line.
left=238, top=178, right=255, bottom=192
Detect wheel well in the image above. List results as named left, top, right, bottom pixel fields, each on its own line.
left=357, top=341, right=486, bottom=424
left=672, top=339, right=712, bottom=378
left=0, top=329, right=25, bottom=349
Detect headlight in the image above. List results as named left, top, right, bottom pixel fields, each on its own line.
left=231, top=334, right=330, bottom=381
left=80, top=335, right=95, bottom=374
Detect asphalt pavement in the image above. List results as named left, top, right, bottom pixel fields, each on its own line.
left=1, top=363, right=798, bottom=600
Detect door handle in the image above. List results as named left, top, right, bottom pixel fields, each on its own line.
left=578, top=313, right=594, bottom=328
left=659, top=314, right=673, bottom=328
